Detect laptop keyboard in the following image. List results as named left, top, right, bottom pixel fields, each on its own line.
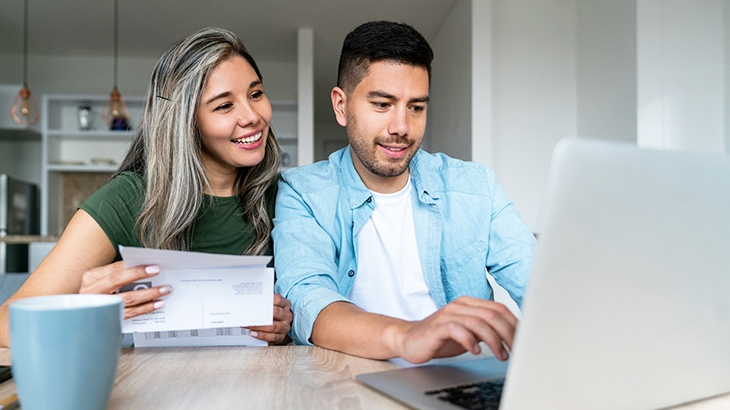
left=424, top=378, right=505, bottom=410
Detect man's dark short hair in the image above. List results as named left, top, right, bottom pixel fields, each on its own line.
left=336, top=21, right=434, bottom=94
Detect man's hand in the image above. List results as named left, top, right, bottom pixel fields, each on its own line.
left=390, top=296, right=517, bottom=364
left=311, top=297, right=518, bottom=363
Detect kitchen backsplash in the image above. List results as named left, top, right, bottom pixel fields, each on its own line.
left=60, top=172, right=114, bottom=233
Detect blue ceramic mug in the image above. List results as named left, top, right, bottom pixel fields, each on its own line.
left=10, top=294, right=123, bottom=410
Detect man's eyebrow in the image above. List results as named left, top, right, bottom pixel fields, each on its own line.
left=366, top=90, right=430, bottom=104
left=367, top=90, right=396, bottom=99
left=203, top=80, right=262, bottom=105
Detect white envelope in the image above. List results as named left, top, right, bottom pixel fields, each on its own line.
left=119, top=246, right=274, bottom=334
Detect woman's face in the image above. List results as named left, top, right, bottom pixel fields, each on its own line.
left=196, top=55, right=272, bottom=177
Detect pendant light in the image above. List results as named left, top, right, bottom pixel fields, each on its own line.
left=101, top=0, right=131, bottom=131
left=10, top=0, right=40, bottom=127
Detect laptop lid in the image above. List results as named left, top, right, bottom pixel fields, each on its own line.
left=500, top=137, right=730, bottom=409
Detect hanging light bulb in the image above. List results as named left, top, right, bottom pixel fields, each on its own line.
left=10, top=85, right=39, bottom=127
left=101, top=0, right=131, bottom=131
left=102, top=86, right=130, bottom=131
left=10, top=0, right=40, bottom=127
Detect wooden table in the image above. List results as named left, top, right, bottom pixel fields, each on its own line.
left=0, top=346, right=406, bottom=409
left=0, top=346, right=728, bottom=409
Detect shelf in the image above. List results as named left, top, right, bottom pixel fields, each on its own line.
left=0, top=129, right=41, bottom=141
left=47, top=164, right=118, bottom=173
left=46, top=130, right=135, bottom=139
left=0, top=235, right=59, bottom=244
left=41, top=94, right=143, bottom=236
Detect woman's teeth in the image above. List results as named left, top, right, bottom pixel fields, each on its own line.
left=233, top=131, right=262, bottom=144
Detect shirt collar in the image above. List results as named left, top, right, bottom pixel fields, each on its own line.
left=339, top=147, right=374, bottom=209
left=339, top=147, right=441, bottom=208
left=409, top=150, right=441, bottom=201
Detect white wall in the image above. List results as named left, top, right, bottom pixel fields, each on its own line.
left=297, top=28, right=314, bottom=166
left=427, top=0, right=491, bottom=165
left=492, top=0, right=578, bottom=232
left=313, top=123, right=347, bottom=161
left=727, top=0, right=730, bottom=154
left=0, top=54, right=156, bottom=97
left=314, top=118, right=348, bottom=162
left=429, top=0, right=472, bottom=160
left=637, top=0, right=725, bottom=153
left=472, top=1, right=493, bottom=167
left=577, top=0, right=637, bottom=143
left=0, top=54, right=297, bottom=102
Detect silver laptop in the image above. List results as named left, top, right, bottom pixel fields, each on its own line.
left=357, top=137, right=730, bottom=410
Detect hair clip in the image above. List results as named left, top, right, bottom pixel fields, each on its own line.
left=156, top=95, right=171, bottom=101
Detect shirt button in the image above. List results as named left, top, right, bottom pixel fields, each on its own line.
left=348, top=270, right=355, bottom=277
left=366, top=197, right=372, bottom=203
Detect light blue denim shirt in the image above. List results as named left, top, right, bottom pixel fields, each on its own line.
left=273, top=147, right=536, bottom=345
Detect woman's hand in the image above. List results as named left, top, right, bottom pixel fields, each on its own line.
left=79, top=260, right=172, bottom=319
left=247, top=293, right=293, bottom=345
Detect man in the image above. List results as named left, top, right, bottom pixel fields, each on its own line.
left=273, top=21, right=535, bottom=364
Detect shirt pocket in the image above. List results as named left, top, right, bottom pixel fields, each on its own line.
left=440, top=240, right=487, bottom=273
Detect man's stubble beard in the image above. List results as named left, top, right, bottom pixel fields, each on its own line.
left=346, top=113, right=421, bottom=179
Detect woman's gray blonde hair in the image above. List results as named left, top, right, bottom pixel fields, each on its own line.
left=117, top=27, right=280, bottom=255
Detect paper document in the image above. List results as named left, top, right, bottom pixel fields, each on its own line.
left=119, top=246, right=274, bottom=335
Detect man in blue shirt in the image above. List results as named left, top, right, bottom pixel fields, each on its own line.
left=273, top=21, right=536, bottom=364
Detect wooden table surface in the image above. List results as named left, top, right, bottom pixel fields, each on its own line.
left=0, top=346, right=728, bottom=409
left=0, top=346, right=407, bottom=409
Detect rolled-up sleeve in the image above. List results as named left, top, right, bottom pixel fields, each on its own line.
left=484, top=174, right=536, bottom=307
left=272, top=173, right=350, bottom=345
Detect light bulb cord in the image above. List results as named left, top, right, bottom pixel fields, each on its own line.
left=114, top=0, right=119, bottom=89
left=23, top=0, right=29, bottom=86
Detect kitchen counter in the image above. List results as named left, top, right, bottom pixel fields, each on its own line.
left=0, top=235, right=59, bottom=244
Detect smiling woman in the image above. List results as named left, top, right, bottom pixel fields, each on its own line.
left=0, top=27, right=293, bottom=347
left=197, top=56, right=273, bottom=190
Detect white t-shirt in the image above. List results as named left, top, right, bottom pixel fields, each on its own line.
left=348, top=178, right=439, bottom=321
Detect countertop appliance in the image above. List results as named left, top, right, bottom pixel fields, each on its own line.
left=0, top=174, right=39, bottom=273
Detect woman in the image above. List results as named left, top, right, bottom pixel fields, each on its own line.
left=0, top=27, right=292, bottom=347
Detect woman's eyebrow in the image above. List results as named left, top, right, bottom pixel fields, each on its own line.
left=204, top=80, right=262, bottom=105
left=204, top=91, right=231, bottom=105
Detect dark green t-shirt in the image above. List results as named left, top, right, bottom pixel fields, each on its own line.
left=79, top=172, right=276, bottom=260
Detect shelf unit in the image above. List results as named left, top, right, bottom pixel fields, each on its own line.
left=40, top=94, right=144, bottom=235
left=39, top=95, right=299, bottom=235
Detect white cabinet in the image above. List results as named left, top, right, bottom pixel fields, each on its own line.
left=40, top=94, right=144, bottom=235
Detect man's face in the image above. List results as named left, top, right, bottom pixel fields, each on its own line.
left=331, top=61, right=429, bottom=193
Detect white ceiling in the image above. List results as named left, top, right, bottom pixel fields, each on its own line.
left=0, top=0, right=457, bottom=122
